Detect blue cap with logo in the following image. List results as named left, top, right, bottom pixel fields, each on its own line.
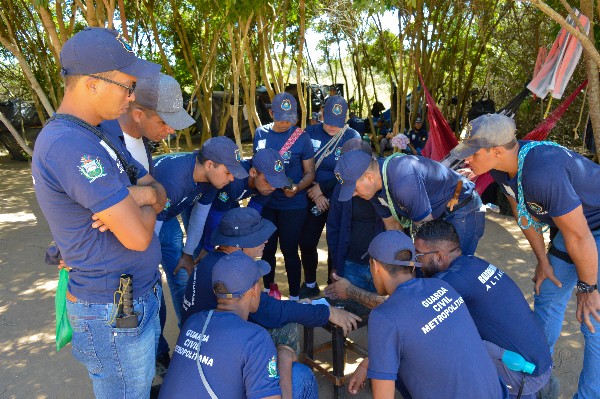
left=251, top=148, right=289, bottom=188
left=201, top=136, right=249, bottom=179
left=368, top=230, right=421, bottom=268
left=271, top=93, right=298, bottom=124
left=211, top=207, right=276, bottom=249
left=334, top=150, right=373, bottom=202
left=60, top=27, right=160, bottom=78
left=323, top=95, right=348, bottom=128
left=212, top=251, right=271, bottom=298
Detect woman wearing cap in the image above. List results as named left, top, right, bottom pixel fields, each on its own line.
left=298, top=95, right=360, bottom=298
left=254, top=93, right=315, bottom=301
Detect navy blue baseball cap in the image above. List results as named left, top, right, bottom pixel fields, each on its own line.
left=271, top=93, right=298, bottom=123
left=334, top=150, right=373, bottom=201
left=212, top=251, right=271, bottom=299
left=341, top=137, right=372, bottom=155
left=368, top=231, right=421, bottom=268
left=323, top=95, right=348, bottom=128
left=60, top=27, right=160, bottom=78
left=201, top=136, right=249, bottom=179
left=251, top=149, right=289, bottom=188
left=211, top=207, right=276, bottom=248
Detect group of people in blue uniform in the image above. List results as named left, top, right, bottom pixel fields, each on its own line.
left=32, top=27, right=600, bottom=399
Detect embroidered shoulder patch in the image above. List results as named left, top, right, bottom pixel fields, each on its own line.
left=268, top=356, right=279, bottom=378
left=79, top=155, right=107, bottom=183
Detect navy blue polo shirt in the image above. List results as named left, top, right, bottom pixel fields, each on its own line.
left=368, top=278, right=505, bottom=399
left=490, top=141, right=600, bottom=229
left=181, top=251, right=330, bottom=328
left=253, top=124, right=314, bottom=210
left=159, top=311, right=281, bottom=399
left=436, top=255, right=552, bottom=376
left=372, top=155, right=474, bottom=221
left=347, top=116, right=366, bottom=134
left=32, top=118, right=161, bottom=303
left=152, top=152, right=218, bottom=221
left=306, top=124, right=360, bottom=184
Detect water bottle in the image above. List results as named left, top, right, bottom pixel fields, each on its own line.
left=502, top=350, right=535, bottom=374
left=268, top=283, right=281, bottom=300
left=311, top=205, right=324, bottom=216
left=485, top=203, right=501, bottom=213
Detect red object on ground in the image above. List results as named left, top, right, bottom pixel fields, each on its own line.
left=268, top=283, right=281, bottom=300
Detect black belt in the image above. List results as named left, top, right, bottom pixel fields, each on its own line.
left=548, top=224, right=600, bottom=264
left=444, top=193, right=474, bottom=216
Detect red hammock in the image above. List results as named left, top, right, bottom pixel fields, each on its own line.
left=418, top=71, right=587, bottom=194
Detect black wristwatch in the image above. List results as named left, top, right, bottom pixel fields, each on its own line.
left=576, top=280, right=598, bottom=294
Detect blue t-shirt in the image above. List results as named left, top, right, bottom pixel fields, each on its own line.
left=490, top=141, right=600, bottom=229
left=253, top=124, right=314, bottom=210
left=159, top=311, right=282, bottom=399
left=368, top=278, right=505, bottom=399
left=436, top=255, right=552, bottom=376
left=347, top=116, right=366, bottom=134
left=306, top=124, right=360, bottom=184
left=181, top=251, right=330, bottom=328
left=153, top=152, right=218, bottom=221
left=372, top=155, right=474, bottom=221
left=32, top=118, right=161, bottom=303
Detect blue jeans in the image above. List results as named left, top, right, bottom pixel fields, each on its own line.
left=292, top=362, right=318, bottom=399
left=66, top=284, right=161, bottom=399
left=443, top=191, right=485, bottom=256
left=159, top=217, right=189, bottom=325
left=535, top=229, right=600, bottom=399
left=344, top=260, right=376, bottom=293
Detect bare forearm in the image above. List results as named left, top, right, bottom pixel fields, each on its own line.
left=347, top=285, right=386, bottom=309
left=128, top=186, right=158, bottom=208
left=139, top=205, right=158, bottom=234
left=277, top=345, right=295, bottom=399
left=565, top=232, right=598, bottom=283
left=296, top=171, right=315, bottom=192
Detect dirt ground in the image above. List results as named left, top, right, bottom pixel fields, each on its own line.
left=0, top=153, right=582, bottom=398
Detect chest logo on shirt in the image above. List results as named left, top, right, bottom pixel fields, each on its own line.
left=79, top=155, right=107, bottom=183
left=218, top=191, right=229, bottom=202
left=332, top=104, right=343, bottom=115
left=281, top=99, right=292, bottom=111
left=334, top=147, right=342, bottom=158
left=268, top=356, right=279, bottom=378
left=163, top=198, right=171, bottom=211
left=274, top=160, right=284, bottom=172
left=527, top=202, right=547, bottom=215
left=281, top=151, right=291, bottom=161
left=234, top=148, right=242, bottom=162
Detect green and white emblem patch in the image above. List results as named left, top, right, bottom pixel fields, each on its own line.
left=79, top=155, right=107, bottom=183
left=267, top=356, right=279, bottom=378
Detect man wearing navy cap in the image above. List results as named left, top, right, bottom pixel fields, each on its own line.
left=159, top=251, right=284, bottom=399
left=299, top=95, right=360, bottom=298
left=407, top=117, right=428, bottom=155
left=348, top=231, right=508, bottom=398
left=375, top=116, right=393, bottom=156
left=334, top=145, right=485, bottom=256
left=254, top=93, right=315, bottom=301
left=152, top=136, right=247, bottom=326
left=454, top=113, right=600, bottom=398
left=32, top=28, right=164, bottom=397
left=188, top=148, right=291, bottom=257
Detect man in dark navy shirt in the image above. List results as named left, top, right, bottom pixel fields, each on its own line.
left=152, top=136, right=248, bottom=325
left=414, top=219, right=553, bottom=399
left=334, top=148, right=485, bottom=256
left=406, top=117, right=428, bottom=155
left=31, top=28, right=163, bottom=398
left=452, top=113, right=600, bottom=398
left=348, top=230, right=507, bottom=398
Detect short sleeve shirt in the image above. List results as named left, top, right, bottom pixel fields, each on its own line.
left=159, top=311, right=282, bottom=399
left=437, top=255, right=552, bottom=376
left=31, top=118, right=161, bottom=303
left=367, top=278, right=504, bottom=399
left=490, top=141, right=600, bottom=228
left=306, top=124, right=360, bottom=184
left=210, top=160, right=271, bottom=213
left=153, top=152, right=218, bottom=221
left=253, top=124, right=314, bottom=209
left=372, top=155, right=474, bottom=221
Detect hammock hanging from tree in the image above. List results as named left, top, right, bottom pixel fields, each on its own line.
left=418, top=69, right=587, bottom=194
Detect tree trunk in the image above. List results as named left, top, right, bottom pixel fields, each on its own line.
left=297, top=0, right=307, bottom=129
left=580, top=0, right=600, bottom=161
left=0, top=110, right=33, bottom=157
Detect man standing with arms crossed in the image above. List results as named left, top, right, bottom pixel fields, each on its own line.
left=32, top=28, right=164, bottom=398
left=453, top=113, right=600, bottom=397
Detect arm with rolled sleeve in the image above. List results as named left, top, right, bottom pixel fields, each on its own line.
left=249, top=293, right=330, bottom=328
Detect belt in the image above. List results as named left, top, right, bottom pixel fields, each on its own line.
left=447, top=194, right=474, bottom=214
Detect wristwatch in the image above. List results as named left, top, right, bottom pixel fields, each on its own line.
left=576, top=280, right=598, bottom=294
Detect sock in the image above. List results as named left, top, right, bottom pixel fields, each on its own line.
left=289, top=295, right=299, bottom=301
left=306, top=282, right=316, bottom=288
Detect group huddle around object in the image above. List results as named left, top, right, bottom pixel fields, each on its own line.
left=32, top=27, right=600, bottom=399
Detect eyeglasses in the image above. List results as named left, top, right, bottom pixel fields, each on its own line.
left=415, top=246, right=460, bottom=260
left=86, top=74, right=136, bottom=97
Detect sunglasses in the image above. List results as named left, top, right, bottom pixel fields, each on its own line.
left=87, top=74, right=136, bottom=97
